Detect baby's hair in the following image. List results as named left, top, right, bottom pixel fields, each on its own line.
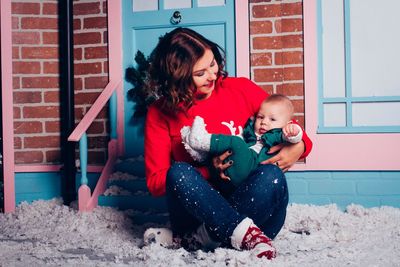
left=263, top=94, right=294, bottom=117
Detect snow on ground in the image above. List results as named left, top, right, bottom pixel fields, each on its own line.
left=1, top=198, right=399, bottom=267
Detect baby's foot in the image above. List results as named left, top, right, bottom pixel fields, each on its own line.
left=181, top=126, right=208, bottom=162
left=188, top=116, right=211, bottom=151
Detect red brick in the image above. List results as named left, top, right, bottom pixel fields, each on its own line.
left=15, top=151, right=43, bottom=164
left=282, top=34, right=303, bottom=48
left=43, top=3, right=58, bottom=15
left=87, top=121, right=105, bottom=134
left=252, top=4, right=281, bottom=18
left=258, top=84, right=274, bottom=95
left=85, top=76, right=108, bottom=89
left=13, top=77, right=20, bottom=89
left=12, top=3, right=40, bottom=14
left=12, top=47, right=19, bottom=59
left=44, top=91, right=60, bottom=102
left=46, top=150, right=61, bottom=162
left=84, top=17, right=107, bottom=29
left=293, top=115, right=304, bottom=128
left=14, top=137, right=22, bottom=149
left=74, top=92, right=100, bottom=105
left=12, top=32, right=40, bottom=45
left=253, top=68, right=283, bottom=82
left=13, top=61, right=41, bottom=74
left=250, top=21, right=273, bottom=34
left=14, top=107, right=21, bottom=119
left=276, top=83, right=304, bottom=96
left=87, top=151, right=106, bottom=165
left=291, top=99, right=305, bottom=113
left=43, top=32, right=58, bottom=44
left=22, top=76, right=59, bottom=88
left=74, top=32, right=102, bottom=45
left=282, top=2, right=303, bottom=16
left=24, top=135, right=60, bottom=148
left=275, top=51, right=303, bottom=65
left=21, top=17, right=58, bottom=30
left=251, top=53, right=272, bottom=66
left=102, top=1, right=107, bottom=14
left=14, top=121, right=43, bottom=134
left=74, top=107, right=85, bottom=120
left=74, top=62, right=102, bottom=75
left=75, top=78, right=83, bottom=91
left=283, top=67, right=303, bottom=81
left=13, top=91, right=42, bottom=104
left=253, top=36, right=282, bottom=50
left=96, top=107, right=108, bottom=119
left=103, top=61, right=108, bottom=73
left=43, top=61, right=59, bottom=74
left=12, top=17, right=19, bottom=29
left=278, top=18, right=303, bottom=33
left=45, top=121, right=60, bottom=133
left=74, top=19, right=82, bottom=30
left=87, top=136, right=108, bottom=149
left=84, top=46, right=108, bottom=59
left=74, top=2, right=101, bottom=16
left=250, top=0, right=272, bottom=2
left=74, top=47, right=83, bottom=60
left=23, top=106, right=60, bottom=118
left=21, top=47, right=59, bottom=59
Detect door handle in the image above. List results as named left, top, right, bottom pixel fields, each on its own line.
left=170, top=11, right=182, bottom=25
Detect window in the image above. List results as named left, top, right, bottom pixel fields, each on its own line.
left=318, top=0, right=400, bottom=133
left=301, top=0, right=400, bottom=170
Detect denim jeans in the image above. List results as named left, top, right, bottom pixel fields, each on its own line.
left=166, top=162, right=288, bottom=245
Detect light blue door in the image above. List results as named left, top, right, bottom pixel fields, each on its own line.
left=122, top=0, right=236, bottom=157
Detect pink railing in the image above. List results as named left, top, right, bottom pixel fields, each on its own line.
left=68, top=80, right=122, bottom=211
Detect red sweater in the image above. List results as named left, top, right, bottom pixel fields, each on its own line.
left=144, top=77, right=312, bottom=196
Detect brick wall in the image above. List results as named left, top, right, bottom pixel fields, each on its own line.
left=73, top=0, right=109, bottom=165
left=249, top=0, right=305, bottom=127
left=11, top=0, right=109, bottom=165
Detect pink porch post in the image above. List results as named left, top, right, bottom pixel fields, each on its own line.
left=1, top=0, right=16, bottom=212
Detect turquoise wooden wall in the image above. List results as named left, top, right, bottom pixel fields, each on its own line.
left=14, top=171, right=400, bottom=209
left=286, top=171, right=400, bottom=208
left=15, top=172, right=100, bottom=204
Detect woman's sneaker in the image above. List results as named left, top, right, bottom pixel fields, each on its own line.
left=231, top=217, right=276, bottom=259
left=143, top=227, right=176, bottom=248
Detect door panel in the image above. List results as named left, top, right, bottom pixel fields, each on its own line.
left=122, top=0, right=235, bottom=156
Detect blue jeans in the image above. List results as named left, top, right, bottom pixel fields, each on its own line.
left=166, top=162, right=288, bottom=245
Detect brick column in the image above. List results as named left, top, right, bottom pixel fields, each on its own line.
left=249, top=0, right=305, bottom=127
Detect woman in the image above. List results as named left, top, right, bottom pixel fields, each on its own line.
left=143, top=27, right=312, bottom=259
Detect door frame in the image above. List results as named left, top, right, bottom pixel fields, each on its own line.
left=1, top=0, right=15, bottom=212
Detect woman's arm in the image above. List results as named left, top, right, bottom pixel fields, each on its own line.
left=144, top=105, right=172, bottom=196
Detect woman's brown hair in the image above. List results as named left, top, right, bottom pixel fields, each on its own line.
left=147, top=27, right=226, bottom=112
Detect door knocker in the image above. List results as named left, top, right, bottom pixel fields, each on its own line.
left=170, top=11, right=182, bottom=25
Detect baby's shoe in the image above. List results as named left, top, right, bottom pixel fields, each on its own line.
left=181, top=125, right=208, bottom=162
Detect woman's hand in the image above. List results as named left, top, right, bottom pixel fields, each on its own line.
left=211, top=150, right=233, bottom=181
left=261, top=141, right=305, bottom=172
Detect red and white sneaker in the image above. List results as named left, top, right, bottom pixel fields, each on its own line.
left=231, top=217, right=277, bottom=259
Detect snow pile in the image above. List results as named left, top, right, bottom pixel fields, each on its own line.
left=1, top=199, right=399, bottom=266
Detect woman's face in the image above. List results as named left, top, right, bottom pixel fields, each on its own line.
left=192, top=49, right=219, bottom=100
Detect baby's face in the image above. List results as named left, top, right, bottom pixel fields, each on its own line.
left=254, top=102, right=292, bottom=135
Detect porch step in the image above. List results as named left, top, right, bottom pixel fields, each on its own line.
left=98, top=157, right=169, bottom=224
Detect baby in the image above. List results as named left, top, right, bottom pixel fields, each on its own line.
left=181, top=94, right=303, bottom=186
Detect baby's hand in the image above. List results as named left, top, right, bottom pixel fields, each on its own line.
left=283, top=123, right=300, bottom=138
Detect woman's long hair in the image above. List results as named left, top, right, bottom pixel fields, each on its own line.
left=147, top=27, right=227, bottom=113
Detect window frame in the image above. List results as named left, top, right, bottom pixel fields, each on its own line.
left=299, top=0, right=400, bottom=171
